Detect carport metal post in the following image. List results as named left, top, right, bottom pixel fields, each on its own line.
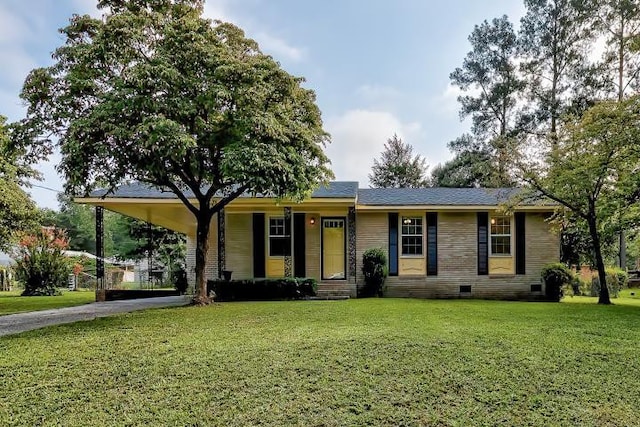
left=96, top=206, right=105, bottom=291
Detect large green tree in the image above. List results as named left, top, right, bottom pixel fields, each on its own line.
left=430, top=149, right=496, bottom=188
left=42, top=196, right=97, bottom=254
left=114, top=216, right=186, bottom=273
left=0, top=115, right=39, bottom=250
left=514, top=97, right=640, bottom=304
left=595, top=0, right=640, bottom=268
left=369, top=134, right=429, bottom=188
left=449, top=15, right=523, bottom=185
left=597, top=0, right=640, bottom=102
left=519, top=0, right=597, bottom=139
left=16, top=0, right=332, bottom=303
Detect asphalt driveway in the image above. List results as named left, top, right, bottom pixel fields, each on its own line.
left=0, top=296, right=189, bottom=337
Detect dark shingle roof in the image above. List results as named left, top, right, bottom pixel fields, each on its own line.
left=357, top=187, right=535, bottom=206
left=88, top=182, right=548, bottom=207
left=89, top=181, right=359, bottom=199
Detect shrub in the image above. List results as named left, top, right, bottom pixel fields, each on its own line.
left=567, top=275, right=590, bottom=297
left=569, top=275, right=581, bottom=296
left=13, top=228, right=71, bottom=296
left=360, top=248, right=388, bottom=297
left=172, top=268, right=189, bottom=294
left=608, top=267, right=628, bottom=290
left=207, top=278, right=317, bottom=301
left=541, top=263, right=573, bottom=302
left=591, top=268, right=628, bottom=298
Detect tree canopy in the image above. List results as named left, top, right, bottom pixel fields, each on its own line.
left=430, top=149, right=496, bottom=188
left=16, top=0, right=332, bottom=302
left=0, top=115, right=39, bottom=250
left=369, top=134, right=429, bottom=188
left=448, top=15, right=522, bottom=186
left=514, top=97, right=640, bottom=304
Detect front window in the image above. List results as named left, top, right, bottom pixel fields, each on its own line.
left=401, top=216, right=423, bottom=256
left=490, top=216, right=511, bottom=255
left=269, top=217, right=290, bottom=257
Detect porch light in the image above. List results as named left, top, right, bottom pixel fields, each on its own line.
left=490, top=218, right=496, bottom=225
left=403, top=218, right=412, bottom=225
left=309, top=217, right=316, bottom=225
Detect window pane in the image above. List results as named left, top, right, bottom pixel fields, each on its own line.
left=401, top=217, right=423, bottom=255
left=401, top=217, right=423, bottom=235
left=269, top=237, right=291, bottom=256
left=269, top=218, right=287, bottom=237
left=491, top=217, right=511, bottom=235
left=402, top=236, right=423, bottom=255
left=491, top=236, right=511, bottom=255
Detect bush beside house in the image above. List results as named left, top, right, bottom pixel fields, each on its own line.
left=207, top=278, right=317, bottom=301
left=541, top=263, right=573, bottom=302
left=360, top=248, right=388, bottom=297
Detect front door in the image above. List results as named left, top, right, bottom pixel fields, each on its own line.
left=322, top=218, right=345, bottom=280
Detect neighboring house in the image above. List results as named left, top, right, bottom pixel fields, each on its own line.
left=77, top=182, right=559, bottom=299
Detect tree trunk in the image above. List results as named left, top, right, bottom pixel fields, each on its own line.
left=588, top=215, right=611, bottom=304
left=194, top=210, right=213, bottom=303
left=617, top=19, right=626, bottom=269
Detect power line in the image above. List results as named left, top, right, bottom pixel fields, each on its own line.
left=30, top=183, right=63, bottom=194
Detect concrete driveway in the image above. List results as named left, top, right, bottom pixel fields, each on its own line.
left=0, top=296, right=189, bottom=337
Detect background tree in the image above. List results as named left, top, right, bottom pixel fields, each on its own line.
left=41, top=196, right=97, bottom=254
left=449, top=15, right=523, bottom=185
left=513, top=97, right=640, bottom=304
left=518, top=0, right=597, bottom=140
left=369, top=134, right=429, bottom=188
left=41, top=195, right=184, bottom=268
left=16, top=0, right=332, bottom=303
left=597, top=0, right=640, bottom=102
left=430, top=149, right=497, bottom=188
left=115, top=216, right=186, bottom=275
left=0, top=115, right=39, bottom=250
left=594, top=0, right=640, bottom=268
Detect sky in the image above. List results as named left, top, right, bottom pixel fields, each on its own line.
left=0, top=0, right=526, bottom=210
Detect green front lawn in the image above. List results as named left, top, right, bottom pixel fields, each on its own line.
left=0, top=290, right=95, bottom=315
left=564, top=288, right=640, bottom=307
left=2, top=298, right=640, bottom=426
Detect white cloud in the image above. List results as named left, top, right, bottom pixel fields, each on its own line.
left=203, top=0, right=233, bottom=24
left=253, top=31, right=306, bottom=62
left=438, top=83, right=465, bottom=113
left=325, top=110, right=423, bottom=187
left=69, top=0, right=100, bottom=16
left=356, top=84, right=401, bottom=109
left=203, top=0, right=306, bottom=63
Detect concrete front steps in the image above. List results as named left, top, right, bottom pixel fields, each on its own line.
left=315, top=281, right=355, bottom=299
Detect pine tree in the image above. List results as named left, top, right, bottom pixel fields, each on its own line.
left=448, top=15, right=523, bottom=186
left=518, top=0, right=597, bottom=140
left=369, top=135, right=429, bottom=188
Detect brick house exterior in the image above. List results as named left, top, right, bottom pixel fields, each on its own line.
left=79, top=182, right=559, bottom=300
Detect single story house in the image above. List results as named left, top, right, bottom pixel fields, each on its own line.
left=77, top=182, right=559, bottom=299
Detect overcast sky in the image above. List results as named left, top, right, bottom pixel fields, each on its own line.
left=1, top=0, right=526, bottom=209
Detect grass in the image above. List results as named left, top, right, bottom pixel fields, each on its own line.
left=0, top=290, right=96, bottom=316
left=564, top=287, right=640, bottom=307
left=2, top=298, right=640, bottom=426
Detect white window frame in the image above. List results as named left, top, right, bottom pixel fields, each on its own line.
left=400, top=216, right=423, bottom=257
left=490, top=215, right=512, bottom=256
left=268, top=216, right=290, bottom=257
